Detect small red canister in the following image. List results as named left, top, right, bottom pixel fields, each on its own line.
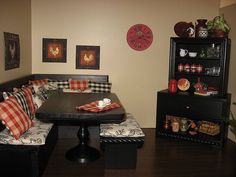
left=178, top=63, right=184, bottom=72
left=191, top=64, right=196, bottom=73
left=168, top=79, right=177, bottom=93
left=196, top=64, right=203, bottom=73
left=184, top=63, right=190, bottom=73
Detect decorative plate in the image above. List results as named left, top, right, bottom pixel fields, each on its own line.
left=177, top=78, right=190, bottom=91
left=126, top=24, right=153, bottom=51
left=174, top=22, right=194, bottom=37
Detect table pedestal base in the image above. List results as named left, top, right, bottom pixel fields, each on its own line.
left=66, top=124, right=100, bottom=163
left=66, top=145, right=100, bottom=163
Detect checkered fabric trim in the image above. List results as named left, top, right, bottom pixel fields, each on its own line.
left=22, top=87, right=36, bottom=115
left=3, top=91, right=33, bottom=119
left=0, top=97, right=33, bottom=140
left=29, top=79, right=48, bottom=85
left=88, top=81, right=112, bottom=93
left=100, top=137, right=145, bottom=145
left=69, top=79, right=89, bottom=90
left=77, top=101, right=120, bottom=112
left=48, top=80, right=69, bottom=89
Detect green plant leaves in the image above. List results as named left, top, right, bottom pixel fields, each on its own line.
left=206, top=15, right=231, bottom=33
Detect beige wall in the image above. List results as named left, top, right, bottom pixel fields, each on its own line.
left=31, top=0, right=220, bottom=128
left=0, top=0, right=32, bottom=83
left=220, top=0, right=236, bottom=7
left=220, top=3, right=236, bottom=142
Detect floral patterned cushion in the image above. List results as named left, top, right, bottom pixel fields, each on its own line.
left=100, top=113, right=145, bottom=138
left=0, top=119, right=53, bottom=145
left=32, top=83, right=58, bottom=109
left=62, top=88, right=92, bottom=93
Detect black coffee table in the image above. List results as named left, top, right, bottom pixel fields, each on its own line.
left=36, top=92, right=126, bottom=163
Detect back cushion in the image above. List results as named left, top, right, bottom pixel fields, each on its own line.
left=69, top=79, right=89, bottom=90
left=29, top=79, right=48, bottom=85
left=48, top=80, right=69, bottom=89
left=89, top=81, right=112, bottom=93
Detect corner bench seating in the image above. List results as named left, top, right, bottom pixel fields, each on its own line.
left=0, top=74, right=109, bottom=177
left=0, top=74, right=145, bottom=176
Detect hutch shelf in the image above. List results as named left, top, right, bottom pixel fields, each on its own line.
left=156, top=37, right=231, bottom=146
left=169, top=37, right=230, bottom=97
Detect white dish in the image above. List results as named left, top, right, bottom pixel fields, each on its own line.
left=96, top=98, right=111, bottom=109
left=189, top=52, right=197, bottom=57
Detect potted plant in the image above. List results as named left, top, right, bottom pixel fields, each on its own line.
left=207, top=15, right=231, bottom=37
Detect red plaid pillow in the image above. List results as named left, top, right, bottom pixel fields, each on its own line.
left=29, top=79, right=48, bottom=85
left=69, top=79, right=89, bottom=90
left=0, top=97, right=33, bottom=139
left=22, top=87, right=36, bottom=115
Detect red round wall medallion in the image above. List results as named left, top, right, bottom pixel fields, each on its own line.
left=126, top=24, right=153, bottom=51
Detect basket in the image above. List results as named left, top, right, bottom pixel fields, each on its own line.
left=198, top=121, right=220, bottom=136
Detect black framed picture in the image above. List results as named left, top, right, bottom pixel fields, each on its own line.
left=4, top=32, right=20, bottom=70
left=76, top=45, right=100, bottom=70
left=42, top=38, right=67, bottom=62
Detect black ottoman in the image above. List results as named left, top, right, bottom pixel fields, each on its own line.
left=100, top=113, right=145, bottom=169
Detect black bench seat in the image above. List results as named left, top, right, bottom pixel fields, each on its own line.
left=100, top=113, right=145, bottom=169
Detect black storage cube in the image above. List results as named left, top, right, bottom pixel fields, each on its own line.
left=103, top=143, right=137, bottom=169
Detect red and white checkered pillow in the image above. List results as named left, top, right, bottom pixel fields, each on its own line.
left=29, top=79, right=48, bottom=85
left=0, top=97, right=33, bottom=140
left=69, top=79, right=89, bottom=90
left=22, top=87, right=36, bottom=115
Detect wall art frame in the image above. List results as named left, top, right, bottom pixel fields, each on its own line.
left=4, top=32, right=20, bottom=70
left=42, top=38, right=67, bottom=62
left=76, top=45, right=100, bottom=70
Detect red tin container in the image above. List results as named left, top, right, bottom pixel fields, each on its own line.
left=168, top=79, right=177, bottom=93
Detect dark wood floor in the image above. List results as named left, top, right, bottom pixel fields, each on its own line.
left=43, top=128, right=236, bottom=177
